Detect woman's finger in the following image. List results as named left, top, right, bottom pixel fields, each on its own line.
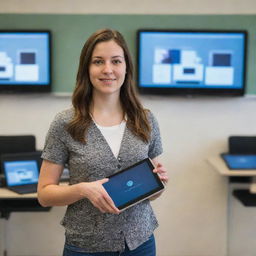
left=102, top=194, right=120, bottom=214
left=97, top=180, right=120, bottom=214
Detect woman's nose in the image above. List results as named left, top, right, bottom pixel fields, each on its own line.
left=102, top=62, right=113, bottom=74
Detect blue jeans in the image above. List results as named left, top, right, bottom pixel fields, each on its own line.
left=63, top=235, right=156, bottom=256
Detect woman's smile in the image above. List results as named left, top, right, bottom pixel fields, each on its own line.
left=99, top=78, right=117, bottom=83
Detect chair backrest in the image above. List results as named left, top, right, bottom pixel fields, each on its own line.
left=0, top=135, right=36, bottom=174
left=229, top=136, right=256, bottom=154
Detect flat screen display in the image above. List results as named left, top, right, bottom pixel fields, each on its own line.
left=4, top=160, right=39, bottom=186
left=0, top=30, right=51, bottom=92
left=137, top=30, right=247, bottom=96
left=103, top=158, right=164, bottom=211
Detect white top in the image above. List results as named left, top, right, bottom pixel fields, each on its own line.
left=95, top=120, right=126, bottom=158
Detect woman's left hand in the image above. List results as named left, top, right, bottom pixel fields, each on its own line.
left=149, top=158, right=168, bottom=201
left=153, top=162, right=169, bottom=185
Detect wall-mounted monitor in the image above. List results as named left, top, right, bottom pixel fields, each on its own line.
left=0, top=30, right=51, bottom=93
left=137, top=29, right=247, bottom=96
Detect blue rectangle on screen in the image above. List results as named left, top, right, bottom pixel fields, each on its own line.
left=222, top=154, right=256, bottom=169
left=4, top=160, right=39, bottom=186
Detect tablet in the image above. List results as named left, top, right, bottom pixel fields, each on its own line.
left=103, top=158, right=165, bottom=211
left=221, top=153, right=256, bottom=170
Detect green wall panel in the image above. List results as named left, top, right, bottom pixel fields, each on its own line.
left=0, top=14, right=255, bottom=94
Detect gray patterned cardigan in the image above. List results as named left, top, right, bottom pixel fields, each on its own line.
left=41, top=108, right=163, bottom=253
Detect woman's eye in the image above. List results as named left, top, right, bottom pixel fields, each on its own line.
left=92, top=59, right=103, bottom=65
left=112, top=59, right=122, bottom=64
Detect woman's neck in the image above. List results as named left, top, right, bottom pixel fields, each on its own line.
left=90, top=93, right=124, bottom=127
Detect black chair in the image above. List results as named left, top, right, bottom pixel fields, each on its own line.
left=0, top=135, right=36, bottom=175
left=229, top=136, right=256, bottom=154
left=0, top=135, right=36, bottom=154
left=228, top=136, right=256, bottom=206
left=0, top=135, right=50, bottom=218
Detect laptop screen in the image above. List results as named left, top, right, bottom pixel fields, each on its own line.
left=222, top=154, right=256, bottom=169
left=4, top=160, right=39, bottom=186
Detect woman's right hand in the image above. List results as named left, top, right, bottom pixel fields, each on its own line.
left=79, top=178, right=120, bottom=214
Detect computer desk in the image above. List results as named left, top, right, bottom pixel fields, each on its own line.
left=207, top=156, right=256, bottom=178
left=0, top=183, right=67, bottom=256
left=0, top=188, right=44, bottom=256
left=207, top=156, right=256, bottom=206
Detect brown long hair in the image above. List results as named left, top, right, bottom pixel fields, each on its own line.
left=67, top=28, right=151, bottom=143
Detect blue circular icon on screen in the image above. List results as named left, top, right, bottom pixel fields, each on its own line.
left=126, top=180, right=134, bottom=187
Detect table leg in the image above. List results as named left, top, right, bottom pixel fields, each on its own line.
left=0, top=218, right=7, bottom=256
left=249, top=176, right=256, bottom=193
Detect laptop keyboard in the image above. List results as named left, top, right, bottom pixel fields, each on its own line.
left=10, top=183, right=38, bottom=194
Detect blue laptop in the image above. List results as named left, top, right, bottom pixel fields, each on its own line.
left=1, top=152, right=41, bottom=194
left=221, top=153, right=256, bottom=170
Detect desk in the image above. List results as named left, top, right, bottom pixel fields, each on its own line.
left=0, top=188, right=45, bottom=219
left=0, top=181, right=68, bottom=256
left=0, top=188, right=46, bottom=256
left=207, top=156, right=256, bottom=177
left=0, top=182, right=68, bottom=256
left=207, top=156, right=256, bottom=206
left=0, top=187, right=38, bottom=199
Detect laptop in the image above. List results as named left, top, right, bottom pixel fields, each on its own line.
left=103, top=158, right=165, bottom=211
left=1, top=152, right=41, bottom=194
left=221, top=153, right=256, bottom=170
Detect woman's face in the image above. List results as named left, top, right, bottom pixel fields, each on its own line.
left=89, top=40, right=126, bottom=97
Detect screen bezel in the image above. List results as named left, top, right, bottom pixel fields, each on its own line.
left=104, top=158, right=165, bottom=210
left=0, top=30, right=52, bottom=93
left=136, top=29, right=247, bottom=96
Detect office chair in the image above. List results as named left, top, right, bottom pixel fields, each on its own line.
left=229, top=136, right=256, bottom=154
left=0, top=135, right=36, bottom=179
left=0, top=135, right=51, bottom=218
left=0, top=135, right=36, bottom=155
left=228, top=136, right=256, bottom=205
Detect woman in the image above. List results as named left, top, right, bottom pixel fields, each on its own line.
left=38, top=28, right=168, bottom=256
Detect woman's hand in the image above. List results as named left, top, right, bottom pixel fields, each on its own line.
left=153, top=162, right=169, bottom=185
left=79, top=178, right=120, bottom=214
left=150, top=158, right=168, bottom=200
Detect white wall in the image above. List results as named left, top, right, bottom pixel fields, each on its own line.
left=1, top=0, right=256, bottom=255
left=0, top=0, right=256, bottom=14
left=0, top=94, right=256, bottom=256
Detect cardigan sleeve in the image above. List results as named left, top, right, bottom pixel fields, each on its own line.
left=148, top=111, right=163, bottom=159
left=41, top=111, right=70, bottom=165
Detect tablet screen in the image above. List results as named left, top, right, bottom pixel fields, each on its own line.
left=222, top=154, right=256, bottom=169
left=103, top=158, right=164, bottom=210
